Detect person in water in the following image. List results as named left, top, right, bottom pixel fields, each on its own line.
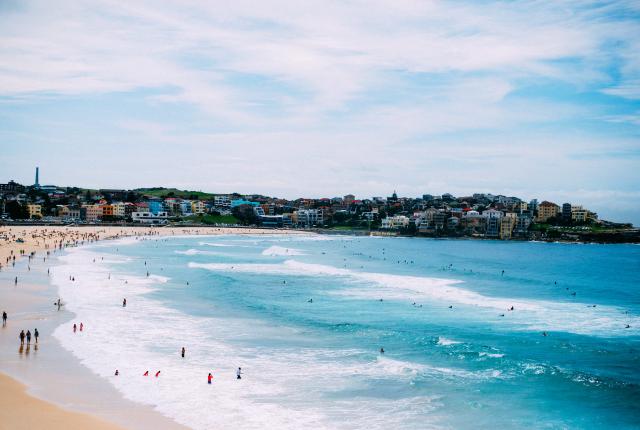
left=79, top=322, right=84, bottom=331
left=208, top=373, right=213, bottom=384
left=123, top=298, right=127, bottom=307
left=115, top=370, right=119, bottom=376
left=236, top=367, right=242, bottom=380
left=181, top=347, right=185, bottom=358
left=380, top=347, right=385, bottom=354
left=73, top=323, right=77, bottom=333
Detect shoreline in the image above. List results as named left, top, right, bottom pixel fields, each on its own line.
left=0, top=226, right=307, bottom=430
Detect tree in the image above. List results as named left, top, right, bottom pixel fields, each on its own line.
left=232, top=204, right=257, bottom=225
left=125, top=191, right=139, bottom=203
left=5, top=201, right=28, bottom=219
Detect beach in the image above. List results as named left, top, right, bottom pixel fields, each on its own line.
left=1, top=227, right=638, bottom=429
left=0, top=373, right=125, bottom=430
left=0, top=225, right=304, bottom=430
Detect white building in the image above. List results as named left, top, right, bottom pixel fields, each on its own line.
left=482, top=209, right=503, bottom=219
left=381, top=215, right=410, bottom=230
left=132, top=211, right=168, bottom=224
left=214, top=195, right=231, bottom=208
left=296, top=209, right=324, bottom=227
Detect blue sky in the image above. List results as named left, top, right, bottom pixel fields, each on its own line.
left=0, top=0, right=639, bottom=223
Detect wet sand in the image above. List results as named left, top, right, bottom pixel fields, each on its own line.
left=0, top=372, right=126, bottom=430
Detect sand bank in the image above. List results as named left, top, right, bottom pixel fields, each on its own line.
left=0, top=225, right=303, bottom=269
left=0, top=372, right=127, bottom=430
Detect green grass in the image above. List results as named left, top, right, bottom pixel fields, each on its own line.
left=135, top=188, right=216, bottom=200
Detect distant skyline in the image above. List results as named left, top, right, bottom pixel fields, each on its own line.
left=1, top=1, right=639, bottom=224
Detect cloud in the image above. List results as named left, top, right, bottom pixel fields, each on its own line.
left=0, top=0, right=639, bottom=223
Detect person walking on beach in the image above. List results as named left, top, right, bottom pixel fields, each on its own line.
left=79, top=322, right=83, bottom=331
left=73, top=323, right=77, bottom=333
left=34, top=328, right=39, bottom=343
left=123, top=298, right=127, bottom=307
left=26, top=330, right=31, bottom=345
left=2, top=311, right=6, bottom=326
left=208, top=373, right=213, bottom=384
left=19, top=330, right=25, bottom=345
left=14, top=276, right=17, bottom=286
left=181, top=347, right=185, bottom=358
left=236, top=367, right=242, bottom=380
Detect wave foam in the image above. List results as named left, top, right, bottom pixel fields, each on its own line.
left=262, top=246, right=306, bottom=256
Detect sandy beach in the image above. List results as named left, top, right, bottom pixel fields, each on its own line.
left=0, top=373, right=126, bottom=430
left=0, top=225, right=304, bottom=430
left=0, top=225, right=298, bottom=269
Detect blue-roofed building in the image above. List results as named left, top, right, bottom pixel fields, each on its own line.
left=148, top=199, right=164, bottom=215
left=231, top=199, right=259, bottom=208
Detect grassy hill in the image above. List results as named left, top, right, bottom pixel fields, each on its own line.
left=135, top=187, right=216, bottom=200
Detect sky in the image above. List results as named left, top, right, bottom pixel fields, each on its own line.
left=0, top=0, right=639, bottom=224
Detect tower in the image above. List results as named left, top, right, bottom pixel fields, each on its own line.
left=35, top=167, right=40, bottom=188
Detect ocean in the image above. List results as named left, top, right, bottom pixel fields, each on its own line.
left=51, top=234, right=640, bottom=429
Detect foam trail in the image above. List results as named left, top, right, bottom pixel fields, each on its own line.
left=189, top=260, right=640, bottom=336
left=262, top=246, right=306, bottom=256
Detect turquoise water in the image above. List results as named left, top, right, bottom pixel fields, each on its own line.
left=55, top=235, right=640, bottom=429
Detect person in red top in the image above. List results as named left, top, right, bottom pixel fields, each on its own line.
left=208, top=373, right=213, bottom=384
left=155, top=371, right=161, bottom=377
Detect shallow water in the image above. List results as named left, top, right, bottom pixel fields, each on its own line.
left=52, top=235, right=640, bottom=429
